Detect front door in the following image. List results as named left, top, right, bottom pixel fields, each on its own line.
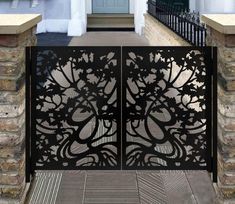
left=93, top=0, right=129, bottom=13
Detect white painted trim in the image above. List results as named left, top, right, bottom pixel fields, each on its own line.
left=68, top=19, right=86, bottom=36
left=46, top=19, right=69, bottom=33
left=134, top=0, right=147, bottom=35
left=129, top=0, right=134, bottom=14
left=87, top=0, right=92, bottom=14
left=36, top=19, right=69, bottom=33
left=36, top=20, right=46, bottom=33
left=68, top=0, right=86, bottom=36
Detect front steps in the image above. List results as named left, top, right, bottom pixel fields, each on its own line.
left=87, top=14, right=134, bottom=31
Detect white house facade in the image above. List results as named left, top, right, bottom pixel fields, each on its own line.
left=0, top=0, right=147, bottom=35
left=190, top=0, right=235, bottom=14
left=0, top=0, right=234, bottom=36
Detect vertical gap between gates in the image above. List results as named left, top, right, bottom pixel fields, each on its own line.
left=120, top=46, right=123, bottom=170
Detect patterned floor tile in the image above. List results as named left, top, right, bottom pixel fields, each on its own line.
left=26, top=171, right=216, bottom=204
left=86, top=172, right=137, bottom=190
left=55, top=171, right=86, bottom=204
left=84, top=172, right=139, bottom=204
left=161, top=172, right=197, bottom=204
left=186, top=171, right=217, bottom=204
left=27, top=172, right=62, bottom=204
left=84, top=189, right=140, bottom=204
left=137, top=173, right=168, bottom=204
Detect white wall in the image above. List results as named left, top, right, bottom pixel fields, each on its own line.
left=44, top=0, right=70, bottom=33
left=190, top=0, right=235, bottom=13
left=44, top=0, right=70, bottom=19
left=5, top=0, right=232, bottom=36
left=204, top=0, right=224, bottom=13
left=0, top=0, right=45, bottom=15
left=224, top=0, right=235, bottom=13
left=87, top=0, right=235, bottom=14
left=189, top=0, right=196, bottom=11
left=0, top=0, right=71, bottom=33
left=0, top=0, right=137, bottom=35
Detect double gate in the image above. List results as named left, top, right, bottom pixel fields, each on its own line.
left=26, top=46, right=217, bottom=182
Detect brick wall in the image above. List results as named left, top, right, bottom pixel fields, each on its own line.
left=144, top=14, right=190, bottom=46
left=201, top=15, right=235, bottom=203
left=0, top=26, right=37, bottom=204
left=207, top=25, right=235, bottom=203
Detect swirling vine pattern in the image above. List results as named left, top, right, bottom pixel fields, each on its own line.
left=33, top=47, right=121, bottom=169
left=123, top=47, right=210, bottom=169
left=32, top=47, right=211, bottom=170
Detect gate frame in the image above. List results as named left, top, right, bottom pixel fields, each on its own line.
left=25, top=46, right=218, bottom=183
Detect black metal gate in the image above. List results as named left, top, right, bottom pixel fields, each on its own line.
left=26, top=46, right=217, bottom=182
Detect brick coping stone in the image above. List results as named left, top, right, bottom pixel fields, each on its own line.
left=202, top=14, right=235, bottom=34
left=0, top=14, right=42, bottom=34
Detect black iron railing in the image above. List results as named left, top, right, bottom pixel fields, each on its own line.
left=148, top=0, right=207, bottom=46
left=153, top=0, right=189, bottom=10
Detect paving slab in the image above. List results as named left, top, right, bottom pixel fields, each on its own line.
left=161, top=172, right=197, bottom=204
left=26, top=170, right=217, bottom=204
left=69, top=32, right=149, bottom=46
left=37, top=32, right=149, bottom=47
left=137, top=172, right=168, bottom=204
left=186, top=171, right=217, bottom=204
left=55, top=171, right=86, bottom=204
left=27, top=172, right=63, bottom=204
left=37, top=33, right=72, bottom=46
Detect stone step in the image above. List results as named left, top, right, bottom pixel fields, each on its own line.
left=87, top=14, right=134, bottom=29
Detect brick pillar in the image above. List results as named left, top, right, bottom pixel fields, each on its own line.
left=202, top=14, right=235, bottom=203
left=0, top=14, right=41, bottom=204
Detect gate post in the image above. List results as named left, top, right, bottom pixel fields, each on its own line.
left=0, top=14, right=41, bottom=204
left=202, top=14, right=235, bottom=203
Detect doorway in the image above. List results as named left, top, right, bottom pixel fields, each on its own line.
left=92, top=0, right=129, bottom=13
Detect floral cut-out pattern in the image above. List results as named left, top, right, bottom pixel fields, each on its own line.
left=122, top=47, right=211, bottom=170
left=32, top=47, right=121, bottom=169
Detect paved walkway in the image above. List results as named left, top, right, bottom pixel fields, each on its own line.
left=37, top=32, right=149, bottom=46
left=37, top=33, right=72, bottom=46
left=69, top=32, right=149, bottom=46
left=27, top=171, right=216, bottom=204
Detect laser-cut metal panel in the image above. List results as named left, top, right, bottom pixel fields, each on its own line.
left=31, top=47, right=121, bottom=170
left=122, top=47, right=212, bottom=170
